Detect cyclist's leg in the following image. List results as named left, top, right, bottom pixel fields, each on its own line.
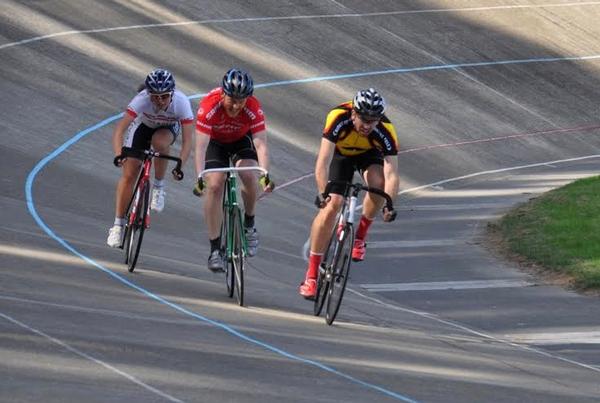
left=353, top=150, right=385, bottom=260
left=232, top=134, right=259, bottom=219
left=115, top=158, right=143, bottom=219
left=116, top=122, right=152, bottom=219
left=204, top=171, right=227, bottom=238
left=149, top=126, right=176, bottom=212
left=109, top=123, right=150, bottom=247
left=151, top=125, right=177, bottom=181
left=310, top=152, right=353, bottom=258
left=360, top=152, right=386, bottom=221
left=300, top=153, right=349, bottom=297
left=232, top=134, right=261, bottom=255
left=204, top=140, right=228, bottom=271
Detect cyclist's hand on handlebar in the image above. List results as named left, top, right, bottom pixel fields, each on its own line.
left=314, top=193, right=329, bottom=209
left=172, top=167, right=184, bottom=181
left=113, top=154, right=126, bottom=167
left=382, top=205, right=397, bottom=222
left=192, top=177, right=205, bottom=197
left=259, top=173, right=275, bottom=192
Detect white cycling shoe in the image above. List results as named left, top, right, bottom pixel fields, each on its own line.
left=106, top=225, right=123, bottom=248
left=151, top=187, right=165, bottom=212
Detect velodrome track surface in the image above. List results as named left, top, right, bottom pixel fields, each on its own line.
left=2, top=1, right=600, bottom=402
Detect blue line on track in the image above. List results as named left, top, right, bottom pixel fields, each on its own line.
left=191, top=54, right=600, bottom=98
left=25, top=119, right=419, bottom=403
left=27, top=54, right=600, bottom=402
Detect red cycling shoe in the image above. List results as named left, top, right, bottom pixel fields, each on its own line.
left=351, top=239, right=366, bottom=262
left=299, top=278, right=317, bottom=300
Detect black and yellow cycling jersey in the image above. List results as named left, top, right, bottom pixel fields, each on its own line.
left=322, top=101, right=399, bottom=157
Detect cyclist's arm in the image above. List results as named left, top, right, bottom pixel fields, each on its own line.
left=194, top=130, right=211, bottom=177
left=252, top=131, right=269, bottom=172
left=315, top=138, right=336, bottom=194
left=179, top=121, right=194, bottom=166
left=111, top=113, right=135, bottom=156
left=383, top=155, right=399, bottom=203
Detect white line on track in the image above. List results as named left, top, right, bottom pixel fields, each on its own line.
left=345, top=289, right=600, bottom=372
left=505, top=330, right=600, bottom=345
left=302, top=154, right=600, bottom=260
left=368, top=239, right=461, bottom=248
left=12, top=5, right=600, bottom=391
left=0, top=294, right=204, bottom=326
left=0, top=312, right=184, bottom=402
left=2, top=2, right=600, bottom=50
left=360, top=279, right=534, bottom=292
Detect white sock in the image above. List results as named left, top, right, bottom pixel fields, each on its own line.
left=114, top=217, right=125, bottom=226
left=153, top=179, right=165, bottom=188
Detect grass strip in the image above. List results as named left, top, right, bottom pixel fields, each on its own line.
left=493, top=175, right=600, bottom=289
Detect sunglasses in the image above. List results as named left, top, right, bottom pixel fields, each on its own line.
left=357, top=114, right=381, bottom=124
left=150, top=93, right=172, bottom=101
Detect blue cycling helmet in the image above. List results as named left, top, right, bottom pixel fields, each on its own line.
left=222, top=68, right=254, bottom=98
left=353, top=88, right=386, bottom=118
left=145, top=68, right=175, bottom=94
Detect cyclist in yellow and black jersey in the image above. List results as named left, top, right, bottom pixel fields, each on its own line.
left=323, top=101, right=398, bottom=158
left=300, top=88, right=400, bottom=299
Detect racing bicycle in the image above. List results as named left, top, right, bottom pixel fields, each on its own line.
left=313, top=180, right=395, bottom=325
left=115, top=147, right=182, bottom=272
left=200, top=165, right=268, bottom=306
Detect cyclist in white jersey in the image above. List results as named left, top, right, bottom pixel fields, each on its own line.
left=107, top=68, right=194, bottom=248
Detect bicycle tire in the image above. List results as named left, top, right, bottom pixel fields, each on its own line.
left=123, top=169, right=144, bottom=262
left=222, top=202, right=234, bottom=298
left=231, top=207, right=245, bottom=306
left=325, top=224, right=354, bottom=325
left=313, top=264, right=330, bottom=316
left=313, top=222, right=340, bottom=316
left=127, top=182, right=149, bottom=273
left=123, top=222, right=132, bottom=264
left=123, top=187, right=138, bottom=265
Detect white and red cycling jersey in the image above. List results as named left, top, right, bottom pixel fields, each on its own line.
left=196, top=87, right=266, bottom=143
left=126, top=89, right=194, bottom=128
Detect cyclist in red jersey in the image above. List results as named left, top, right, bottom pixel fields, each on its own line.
left=193, top=68, right=274, bottom=272
left=299, top=88, right=399, bottom=299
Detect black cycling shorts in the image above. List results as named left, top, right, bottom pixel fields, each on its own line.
left=125, top=122, right=179, bottom=152
left=205, top=133, right=258, bottom=169
left=327, top=148, right=384, bottom=195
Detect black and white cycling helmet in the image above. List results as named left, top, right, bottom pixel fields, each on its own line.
left=145, top=68, right=175, bottom=94
left=353, top=88, right=386, bottom=118
left=222, top=68, right=254, bottom=98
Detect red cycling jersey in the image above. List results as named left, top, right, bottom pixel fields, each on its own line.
left=195, top=87, right=266, bottom=143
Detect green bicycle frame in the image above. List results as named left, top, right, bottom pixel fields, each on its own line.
left=223, top=172, right=247, bottom=260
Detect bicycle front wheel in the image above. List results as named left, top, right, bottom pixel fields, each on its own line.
left=314, top=223, right=339, bottom=316
left=127, top=183, right=149, bottom=273
left=230, top=207, right=245, bottom=306
left=313, top=264, right=330, bottom=316
left=325, top=224, right=354, bottom=325
left=222, top=204, right=234, bottom=298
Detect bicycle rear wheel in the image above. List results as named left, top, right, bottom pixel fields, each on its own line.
left=127, top=182, right=149, bottom=273
left=325, top=224, right=354, bottom=325
left=230, top=207, right=245, bottom=306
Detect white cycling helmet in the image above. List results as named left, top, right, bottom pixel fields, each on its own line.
left=353, top=88, right=386, bottom=118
